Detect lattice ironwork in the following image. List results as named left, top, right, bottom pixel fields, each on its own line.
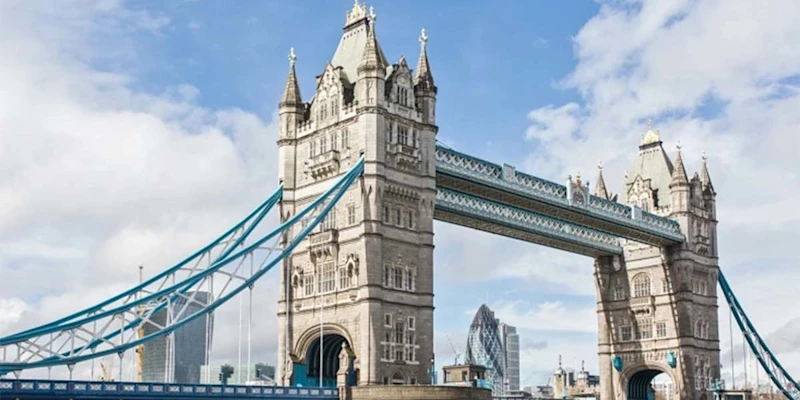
left=435, top=146, right=683, bottom=243
left=435, top=188, right=622, bottom=255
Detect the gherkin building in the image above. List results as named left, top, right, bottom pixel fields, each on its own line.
left=465, top=304, right=507, bottom=395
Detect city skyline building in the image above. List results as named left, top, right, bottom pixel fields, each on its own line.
left=501, top=323, right=520, bottom=391
left=465, top=304, right=518, bottom=396
left=142, top=291, right=213, bottom=383
left=200, top=362, right=276, bottom=385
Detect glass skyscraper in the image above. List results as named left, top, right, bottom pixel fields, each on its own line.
left=465, top=304, right=519, bottom=395
left=501, top=324, right=520, bottom=391
left=142, top=291, right=213, bottom=383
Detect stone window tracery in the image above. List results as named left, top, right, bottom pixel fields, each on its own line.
left=347, top=204, right=356, bottom=225
left=318, top=261, right=335, bottom=294
left=620, top=326, right=632, bottom=341
left=304, top=275, right=315, bottom=297
left=341, top=129, right=349, bottom=149
left=614, top=280, right=627, bottom=300
left=632, top=273, right=651, bottom=298
left=380, top=316, right=418, bottom=364
left=661, top=278, right=671, bottom=294
left=382, top=263, right=415, bottom=292
left=657, top=322, right=667, bottom=338
left=636, top=318, right=653, bottom=340
left=398, top=125, right=409, bottom=146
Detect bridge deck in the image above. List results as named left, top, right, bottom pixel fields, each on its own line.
left=0, top=379, right=338, bottom=400
left=434, top=146, right=684, bottom=247
left=435, top=187, right=622, bottom=257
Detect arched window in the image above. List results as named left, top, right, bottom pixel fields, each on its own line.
left=632, top=273, right=651, bottom=297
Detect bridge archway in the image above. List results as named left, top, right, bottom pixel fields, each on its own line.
left=622, top=366, right=675, bottom=400
left=292, top=324, right=355, bottom=388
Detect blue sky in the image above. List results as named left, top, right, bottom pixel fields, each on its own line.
left=2, top=0, right=800, bottom=391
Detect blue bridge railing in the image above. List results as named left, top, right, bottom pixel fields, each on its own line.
left=0, top=379, right=338, bottom=399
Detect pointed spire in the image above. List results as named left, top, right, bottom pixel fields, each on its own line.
left=595, top=162, right=609, bottom=199
left=414, top=28, right=436, bottom=92
left=357, top=9, right=385, bottom=73
left=670, top=141, right=689, bottom=187
left=279, top=47, right=302, bottom=108
left=700, top=151, right=716, bottom=194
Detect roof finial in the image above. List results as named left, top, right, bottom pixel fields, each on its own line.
left=597, top=161, right=603, bottom=172
left=368, top=6, right=376, bottom=22
left=676, top=140, right=682, bottom=152
left=702, top=150, right=707, bottom=162
left=420, top=28, right=429, bottom=46
left=345, top=0, right=367, bottom=26
left=288, top=47, right=296, bottom=66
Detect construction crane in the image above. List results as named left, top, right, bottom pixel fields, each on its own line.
left=99, top=356, right=114, bottom=382
left=446, top=335, right=461, bottom=365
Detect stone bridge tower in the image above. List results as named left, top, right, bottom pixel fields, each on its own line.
left=276, top=1, right=438, bottom=388
left=594, top=124, right=720, bottom=400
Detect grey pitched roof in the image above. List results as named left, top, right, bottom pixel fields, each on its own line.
left=330, top=19, right=388, bottom=83
left=626, top=141, right=675, bottom=206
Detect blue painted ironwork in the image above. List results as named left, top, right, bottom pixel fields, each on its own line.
left=613, top=356, right=623, bottom=372
left=4, top=188, right=284, bottom=342
left=436, top=187, right=623, bottom=255
left=666, top=351, right=677, bottom=369
left=0, top=379, right=338, bottom=399
left=434, top=145, right=684, bottom=243
left=719, top=272, right=799, bottom=400
left=0, top=157, right=365, bottom=375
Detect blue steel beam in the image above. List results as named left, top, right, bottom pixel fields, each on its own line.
left=434, top=145, right=684, bottom=246
left=434, top=187, right=622, bottom=257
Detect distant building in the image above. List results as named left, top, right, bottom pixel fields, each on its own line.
left=200, top=363, right=276, bottom=385
left=552, top=356, right=600, bottom=399
left=141, top=291, right=213, bottom=383
left=653, top=380, right=675, bottom=400
left=501, top=324, right=520, bottom=391
left=465, top=304, right=519, bottom=396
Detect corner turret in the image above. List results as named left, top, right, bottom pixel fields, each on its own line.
left=278, top=48, right=305, bottom=191
left=414, top=28, right=437, bottom=125
left=357, top=9, right=386, bottom=106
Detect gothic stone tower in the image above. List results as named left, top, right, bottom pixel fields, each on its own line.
left=276, top=1, right=438, bottom=387
left=594, top=124, right=720, bottom=400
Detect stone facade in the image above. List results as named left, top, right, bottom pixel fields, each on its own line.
left=347, top=385, right=491, bottom=400
left=276, top=1, right=437, bottom=388
left=594, top=126, right=720, bottom=400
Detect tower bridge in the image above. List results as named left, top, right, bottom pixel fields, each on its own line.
left=1, top=2, right=797, bottom=400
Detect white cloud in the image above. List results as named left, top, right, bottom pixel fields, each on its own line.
left=490, top=300, right=597, bottom=334
left=0, top=0, right=280, bottom=379
left=516, top=0, right=800, bottom=384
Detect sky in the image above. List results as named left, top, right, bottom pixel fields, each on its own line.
left=1, top=0, right=800, bottom=391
